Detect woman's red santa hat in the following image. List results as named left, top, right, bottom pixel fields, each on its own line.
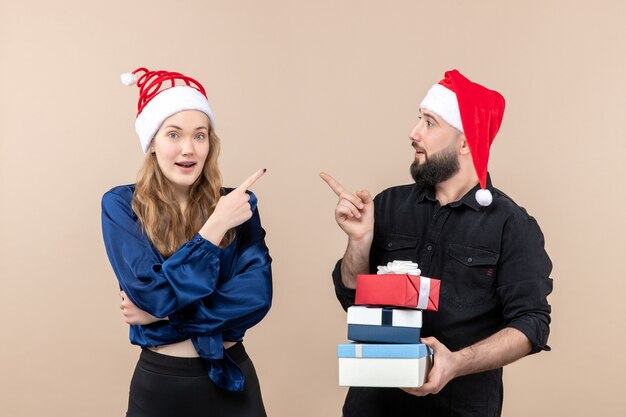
left=419, top=69, right=505, bottom=206
left=121, top=67, right=215, bottom=153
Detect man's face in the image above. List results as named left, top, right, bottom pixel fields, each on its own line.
left=409, top=109, right=461, bottom=187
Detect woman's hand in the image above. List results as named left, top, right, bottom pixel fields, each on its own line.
left=199, top=168, right=266, bottom=245
left=120, top=291, right=162, bottom=325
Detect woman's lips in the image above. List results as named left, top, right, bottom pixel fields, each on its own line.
left=175, top=162, right=197, bottom=172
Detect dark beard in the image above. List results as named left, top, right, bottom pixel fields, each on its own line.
left=410, top=144, right=460, bottom=187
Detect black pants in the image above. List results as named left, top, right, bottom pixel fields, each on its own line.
left=126, top=343, right=266, bottom=417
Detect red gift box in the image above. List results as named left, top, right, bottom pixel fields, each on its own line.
left=355, top=274, right=440, bottom=311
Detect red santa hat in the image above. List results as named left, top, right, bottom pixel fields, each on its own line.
left=121, top=67, right=215, bottom=153
left=419, top=69, right=505, bottom=206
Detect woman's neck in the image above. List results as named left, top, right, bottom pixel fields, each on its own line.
left=170, top=184, right=190, bottom=213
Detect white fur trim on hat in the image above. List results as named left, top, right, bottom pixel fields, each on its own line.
left=419, top=84, right=463, bottom=132
left=135, top=86, right=215, bottom=153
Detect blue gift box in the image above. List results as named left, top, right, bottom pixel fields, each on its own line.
left=346, top=306, right=423, bottom=343
left=347, top=323, right=421, bottom=344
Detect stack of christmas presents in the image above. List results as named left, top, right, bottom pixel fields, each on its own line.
left=338, top=261, right=441, bottom=388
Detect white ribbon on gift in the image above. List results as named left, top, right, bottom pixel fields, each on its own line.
left=417, top=277, right=431, bottom=310
left=355, top=344, right=363, bottom=358
left=377, top=260, right=421, bottom=276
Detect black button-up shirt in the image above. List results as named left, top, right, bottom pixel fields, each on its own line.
left=333, top=177, right=552, bottom=416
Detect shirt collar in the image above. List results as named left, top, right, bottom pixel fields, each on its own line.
left=415, top=174, right=494, bottom=211
left=414, top=183, right=435, bottom=203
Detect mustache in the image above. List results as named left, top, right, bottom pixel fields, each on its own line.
left=411, top=142, right=426, bottom=153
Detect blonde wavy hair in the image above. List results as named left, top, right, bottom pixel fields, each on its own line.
left=132, top=124, right=234, bottom=257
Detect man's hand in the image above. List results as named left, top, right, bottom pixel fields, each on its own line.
left=319, top=172, right=374, bottom=241
left=402, top=329, right=532, bottom=397
left=402, top=336, right=460, bottom=397
left=119, top=291, right=162, bottom=325
left=320, top=172, right=374, bottom=288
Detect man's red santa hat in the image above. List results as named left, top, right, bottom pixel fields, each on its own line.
left=419, top=69, right=505, bottom=206
left=121, top=67, right=215, bottom=153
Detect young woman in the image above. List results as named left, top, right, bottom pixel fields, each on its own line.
left=101, top=67, right=272, bottom=417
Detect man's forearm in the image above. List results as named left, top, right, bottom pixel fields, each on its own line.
left=340, top=238, right=372, bottom=289
left=454, top=327, right=531, bottom=377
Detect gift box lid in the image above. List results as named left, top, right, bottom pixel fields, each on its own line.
left=338, top=343, right=433, bottom=359
left=347, top=306, right=422, bottom=327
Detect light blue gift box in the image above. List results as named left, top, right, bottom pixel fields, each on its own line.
left=338, top=343, right=433, bottom=387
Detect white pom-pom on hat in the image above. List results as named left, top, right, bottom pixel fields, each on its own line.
left=476, top=189, right=493, bottom=206
left=121, top=72, right=139, bottom=86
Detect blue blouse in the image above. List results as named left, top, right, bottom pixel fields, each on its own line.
left=101, top=184, right=272, bottom=392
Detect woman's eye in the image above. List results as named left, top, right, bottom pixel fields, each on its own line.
left=426, top=120, right=433, bottom=127
left=195, top=134, right=205, bottom=140
left=168, top=132, right=178, bottom=139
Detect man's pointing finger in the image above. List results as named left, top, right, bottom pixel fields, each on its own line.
left=319, top=172, right=346, bottom=197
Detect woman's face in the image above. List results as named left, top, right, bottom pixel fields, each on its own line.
left=152, top=110, right=211, bottom=195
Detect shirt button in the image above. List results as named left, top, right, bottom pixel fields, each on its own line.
left=387, top=242, right=393, bottom=248
left=427, top=245, right=433, bottom=251
left=467, top=257, right=473, bottom=263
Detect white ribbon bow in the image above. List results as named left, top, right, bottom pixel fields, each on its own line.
left=377, top=260, right=421, bottom=276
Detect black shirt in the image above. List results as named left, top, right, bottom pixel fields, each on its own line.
left=332, top=177, right=553, bottom=416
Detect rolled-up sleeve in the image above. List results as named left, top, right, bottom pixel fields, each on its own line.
left=496, top=213, right=553, bottom=354
left=332, top=259, right=356, bottom=311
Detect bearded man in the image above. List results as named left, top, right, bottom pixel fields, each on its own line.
left=321, top=69, right=553, bottom=417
